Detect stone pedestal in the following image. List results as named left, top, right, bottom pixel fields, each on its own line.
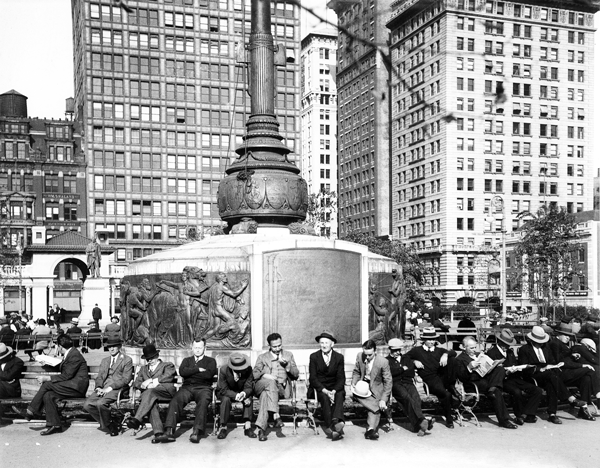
left=80, top=277, right=110, bottom=325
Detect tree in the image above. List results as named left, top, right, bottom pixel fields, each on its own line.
left=306, top=190, right=337, bottom=238
left=513, top=204, right=584, bottom=319
left=341, top=231, right=432, bottom=302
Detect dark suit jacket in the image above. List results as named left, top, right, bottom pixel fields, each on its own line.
left=309, top=350, right=345, bottom=393
left=386, top=354, right=416, bottom=385
left=50, top=347, right=89, bottom=396
left=133, top=360, right=177, bottom=391
left=0, top=327, right=15, bottom=345
left=571, top=344, right=598, bottom=366
left=95, top=352, right=134, bottom=390
left=455, top=351, right=486, bottom=384
left=216, top=365, right=254, bottom=399
left=0, top=355, right=25, bottom=397
left=351, top=353, right=392, bottom=402
left=517, top=343, right=558, bottom=372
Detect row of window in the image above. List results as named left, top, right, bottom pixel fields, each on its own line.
left=93, top=200, right=218, bottom=220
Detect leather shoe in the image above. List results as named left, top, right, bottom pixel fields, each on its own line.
left=158, top=428, right=176, bottom=443
left=244, top=428, right=257, bottom=439
left=11, top=406, right=37, bottom=421
left=258, top=429, right=267, bottom=442
left=331, top=430, right=342, bottom=441
left=548, top=415, right=562, bottom=425
left=445, top=420, right=454, bottom=429
left=417, top=418, right=429, bottom=436
left=273, top=418, right=284, bottom=428
left=427, top=418, right=435, bottom=431
left=109, top=421, right=120, bottom=437
left=125, top=417, right=141, bottom=430
left=499, top=420, right=518, bottom=429
left=217, top=428, right=227, bottom=439
left=569, top=398, right=586, bottom=408
left=364, top=428, right=379, bottom=440
left=40, top=425, right=62, bottom=436
left=332, top=420, right=345, bottom=434
left=513, top=417, right=525, bottom=426
left=578, top=407, right=596, bottom=421
left=189, top=430, right=200, bottom=443
left=524, top=415, right=537, bottom=423
left=151, top=433, right=163, bottom=444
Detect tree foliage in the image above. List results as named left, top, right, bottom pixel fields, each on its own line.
left=513, top=204, right=584, bottom=317
left=306, top=190, right=337, bottom=238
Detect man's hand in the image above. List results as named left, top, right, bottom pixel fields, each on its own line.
left=197, top=367, right=206, bottom=372
left=572, top=353, right=581, bottom=360
left=36, top=375, right=51, bottom=384
left=414, top=360, right=424, bottom=369
left=278, top=355, right=288, bottom=367
left=468, top=361, right=481, bottom=371
left=235, top=391, right=246, bottom=402
left=141, top=378, right=152, bottom=390
left=439, top=354, right=448, bottom=367
left=583, top=364, right=594, bottom=371
left=378, top=400, right=387, bottom=411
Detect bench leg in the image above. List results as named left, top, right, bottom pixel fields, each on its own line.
left=304, top=401, right=319, bottom=435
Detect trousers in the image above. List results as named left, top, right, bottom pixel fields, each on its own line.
left=220, top=394, right=254, bottom=426
left=83, top=389, right=121, bottom=429
left=133, top=384, right=176, bottom=434
left=503, top=377, right=543, bottom=417
left=254, top=378, right=286, bottom=431
left=164, top=385, right=212, bottom=433
left=391, top=382, right=424, bottom=430
left=315, top=389, right=345, bottom=428
left=29, top=380, right=86, bottom=427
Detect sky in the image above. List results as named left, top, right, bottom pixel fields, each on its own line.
left=0, top=0, right=598, bottom=173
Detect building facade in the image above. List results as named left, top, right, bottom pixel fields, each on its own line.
left=330, top=0, right=392, bottom=237
left=300, top=29, right=339, bottom=238
left=387, top=0, right=598, bottom=309
left=71, top=0, right=301, bottom=270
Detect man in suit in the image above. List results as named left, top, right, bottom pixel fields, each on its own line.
left=0, top=343, right=24, bottom=420
left=125, top=344, right=177, bottom=443
left=405, top=327, right=456, bottom=428
left=83, top=336, right=133, bottom=435
left=455, top=336, right=517, bottom=429
left=518, top=326, right=589, bottom=424
left=309, top=330, right=345, bottom=441
left=215, top=352, right=255, bottom=439
left=486, top=328, right=542, bottom=424
left=386, top=338, right=432, bottom=436
left=253, top=332, right=299, bottom=441
left=92, top=304, right=102, bottom=323
left=0, top=316, right=15, bottom=345
left=12, top=334, right=89, bottom=435
left=158, top=337, right=217, bottom=444
left=65, top=318, right=82, bottom=348
left=351, top=339, right=392, bottom=440
left=571, top=338, right=600, bottom=401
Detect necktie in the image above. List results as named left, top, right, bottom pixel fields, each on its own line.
left=110, top=357, right=116, bottom=368
left=536, top=347, right=546, bottom=363
left=323, top=353, right=331, bottom=366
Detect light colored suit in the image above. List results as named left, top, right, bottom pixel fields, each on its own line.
left=253, top=350, right=299, bottom=430
left=352, top=352, right=392, bottom=429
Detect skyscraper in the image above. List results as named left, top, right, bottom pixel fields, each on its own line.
left=301, top=28, right=338, bottom=238
left=329, top=0, right=392, bottom=237
left=71, top=0, right=300, bottom=266
left=387, top=0, right=598, bottom=307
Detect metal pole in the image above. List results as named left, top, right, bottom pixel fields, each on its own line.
left=16, top=233, right=22, bottom=315
left=501, top=217, right=506, bottom=322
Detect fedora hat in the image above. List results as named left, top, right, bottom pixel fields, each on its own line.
left=105, top=336, right=122, bottom=347
left=352, top=380, right=372, bottom=398
left=141, top=344, right=159, bottom=360
left=555, top=319, right=574, bottom=336
left=495, top=328, right=517, bottom=346
left=420, top=327, right=439, bottom=340
left=71, top=317, right=79, bottom=325
left=387, top=338, right=404, bottom=350
left=315, top=330, right=337, bottom=343
left=0, top=343, right=13, bottom=361
left=228, top=353, right=250, bottom=371
left=111, top=316, right=120, bottom=322
left=580, top=338, right=597, bottom=353
left=87, top=320, right=97, bottom=326
left=527, top=326, right=549, bottom=344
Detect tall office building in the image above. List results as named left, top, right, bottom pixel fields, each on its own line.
left=71, top=0, right=300, bottom=266
left=300, top=28, right=338, bottom=238
left=388, top=0, right=598, bottom=307
left=329, top=0, right=392, bottom=237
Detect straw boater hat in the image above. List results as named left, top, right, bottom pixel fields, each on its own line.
left=0, top=343, right=14, bottom=362
left=388, top=338, right=403, bottom=350
left=315, top=330, right=337, bottom=343
left=495, top=328, right=517, bottom=346
left=141, top=344, right=159, bottom=360
left=580, top=338, right=597, bottom=353
left=71, top=317, right=79, bottom=325
left=420, top=327, right=439, bottom=340
left=228, top=353, right=250, bottom=371
left=527, top=326, right=550, bottom=344
left=352, top=380, right=372, bottom=398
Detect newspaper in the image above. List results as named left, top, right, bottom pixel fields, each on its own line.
left=472, top=354, right=504, bottom=377
left=35, top=354, right=62, bottom=367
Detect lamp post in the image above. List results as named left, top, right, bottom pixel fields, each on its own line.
left=15, top=233, right=23, bottom=315
left=490, top=196, right=506, bottom=322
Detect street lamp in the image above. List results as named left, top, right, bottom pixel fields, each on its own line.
left=488, top=196, right=506, bottom=322
left=15, top=233, right=23, bottom=315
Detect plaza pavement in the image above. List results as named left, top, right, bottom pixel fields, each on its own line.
left=1, top=410, right=598, bottom=468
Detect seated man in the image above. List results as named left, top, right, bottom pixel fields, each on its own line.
left=158, top=338, right=217, bottom=444
left=0, top=343, right=24, bottom=420
left=104, top=316, right=121, bottom=340
left=351, top=339, right=392, bottom=440
left=85, top=321, right=102, bottom=350
left=455, top=336, right=517, bottom=429
left=12, top=334, right=88, bottom=435
left=0, top=317, right=15, bottom=345
left=215, top=352, right=255, bottom=439
left=65, top=318, right=82, bottom=348
left=253, top=332, right=299, bottom=442
left=386, top=338, right=433, bottom=436
left=518, top=326, right=589, bottom=424
left=309, top=330, right=345, bottom=441
left=83, top=336, right=133, bottom=435
left=406, top=327, right=456, bottom=428
left=125, top=344, right=177, bottom=443
left=487, top=329, right=542, bottom=424
left=571, top=338, right=599, bottom=402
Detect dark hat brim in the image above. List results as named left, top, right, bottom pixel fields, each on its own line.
left=315, top=332, right=337, bottom=343
left=142, top=350, right=159, bottom=360
left=229, top=361, right=250, bottom=371
left=105, top=339, right=123, bottom=347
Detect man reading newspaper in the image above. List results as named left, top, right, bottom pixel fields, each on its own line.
left=455, top=336, right=518, bottom=429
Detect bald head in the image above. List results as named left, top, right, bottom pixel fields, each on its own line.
left=462, top=336, right=478, bottom=356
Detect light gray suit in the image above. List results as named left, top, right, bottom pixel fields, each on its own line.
left=351, top=352, right=392, bottom=429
